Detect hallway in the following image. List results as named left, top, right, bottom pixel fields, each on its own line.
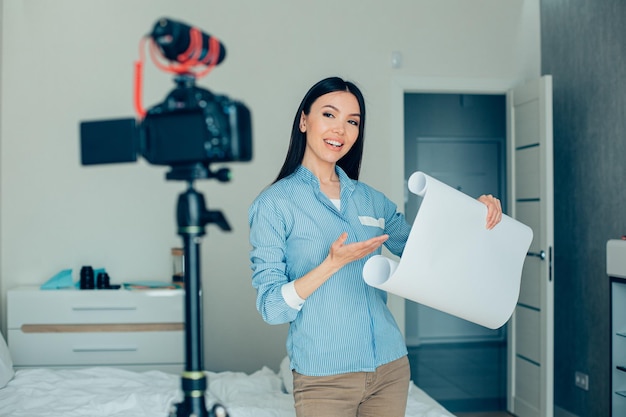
left=407, top=341, right=507, bottom=414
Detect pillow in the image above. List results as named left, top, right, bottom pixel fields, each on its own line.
left=0, top=332, right=14, bottom=388
left=279, top=356, right=293, bottom=394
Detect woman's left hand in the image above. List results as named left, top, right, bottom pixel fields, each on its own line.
left=478, top=194, right=502, bottom=230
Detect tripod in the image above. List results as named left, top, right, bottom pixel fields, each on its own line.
left=167, top=163, right=232, bottom=417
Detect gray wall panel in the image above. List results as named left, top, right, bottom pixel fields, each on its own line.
left=541, top=1, right=626, bottom=415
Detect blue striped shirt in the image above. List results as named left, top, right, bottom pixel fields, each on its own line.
left=249, top=165, right=411, bottom=376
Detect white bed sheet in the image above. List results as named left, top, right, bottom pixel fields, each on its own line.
left=0, top=366, right=454, bottom=417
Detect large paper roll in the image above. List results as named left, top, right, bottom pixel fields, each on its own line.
left=363, top=171, right=533, bottom=329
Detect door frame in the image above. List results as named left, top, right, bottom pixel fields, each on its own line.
left=387, top=76, right=518, bottom=335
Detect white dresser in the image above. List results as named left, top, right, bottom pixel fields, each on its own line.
left=608, top=239, right=626, bottom=417
left=7, top=287, right=185, bottom=373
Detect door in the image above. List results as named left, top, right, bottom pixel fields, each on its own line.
left=506, top=76, right=554, bottom=417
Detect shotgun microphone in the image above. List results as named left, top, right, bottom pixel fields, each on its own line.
left=150, top=17, right=226, bottom=66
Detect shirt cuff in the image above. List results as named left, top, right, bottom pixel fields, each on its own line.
left=282, top=281, right=305, bottom=311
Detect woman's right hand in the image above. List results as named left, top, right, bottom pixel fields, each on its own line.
left=293, top=232, right=389, bottom=300
left=327, top=232, right=389, bottom=269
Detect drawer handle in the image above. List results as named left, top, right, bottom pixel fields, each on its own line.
left=72, top=307, right=137, bottom=311
left=21, top=323, right=184, bottom=333
left=73, top=347, right=138, bottom=353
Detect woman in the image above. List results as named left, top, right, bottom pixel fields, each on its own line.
left=248, top=77, right=502, bottom=417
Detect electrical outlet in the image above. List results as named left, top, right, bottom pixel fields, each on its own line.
left=575, top=371, right=589, bottom=391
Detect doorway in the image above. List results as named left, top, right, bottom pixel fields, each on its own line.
left=403, top=92, right=507, bottom=413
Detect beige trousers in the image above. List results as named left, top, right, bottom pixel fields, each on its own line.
left=292, top=355, right=410, bottom=417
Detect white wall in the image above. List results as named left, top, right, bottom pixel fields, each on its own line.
left=0, top=0, right=540, bottom=373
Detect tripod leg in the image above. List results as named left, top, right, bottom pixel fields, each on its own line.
left=170, top=185, right=230, bottom=417
left=172, top=233, right=209, bottom=416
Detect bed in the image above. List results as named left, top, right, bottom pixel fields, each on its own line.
left=0, top=334, right=454, bottom=417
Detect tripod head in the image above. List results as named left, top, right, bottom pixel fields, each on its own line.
left=166, top=162, right=232, bottom=183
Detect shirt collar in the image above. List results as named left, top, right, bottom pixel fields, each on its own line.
left=293, top=165, right=356, bottom=195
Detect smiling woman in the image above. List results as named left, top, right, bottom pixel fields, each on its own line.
left=249, top=77, right=501, bottom=417
left=248, top=76, right=503, bottom=417
left=249, top=77, right=413, bottom=417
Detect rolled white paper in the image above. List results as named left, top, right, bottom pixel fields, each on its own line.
left=363, top=171, right=533, bottom=329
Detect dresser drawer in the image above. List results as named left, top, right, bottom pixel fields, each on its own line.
left=7, top=288, right=183, bottom=327
left=8, top=329, right=184, bottom=367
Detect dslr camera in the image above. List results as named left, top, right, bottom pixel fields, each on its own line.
left=80, top=18, right=252, bottom=181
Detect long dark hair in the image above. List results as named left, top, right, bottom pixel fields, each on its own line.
left=273, top=77, right=366, bottom=183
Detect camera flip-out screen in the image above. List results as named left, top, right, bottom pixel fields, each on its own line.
left=80, top=118, right=138, bottom=165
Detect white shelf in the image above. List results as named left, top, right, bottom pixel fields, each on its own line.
left=608, top=240, right=626, bottom=278
left=609, top=240, right=626, bottom=416
left=7, top=287, right=185, bottom=372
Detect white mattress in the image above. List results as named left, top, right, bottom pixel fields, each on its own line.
left=0, top=366, right=454, bottom=417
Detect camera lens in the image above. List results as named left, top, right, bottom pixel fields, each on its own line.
left=80, top=266, right=95, bottom=290
left=96, top=272, right=110, bottom=289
